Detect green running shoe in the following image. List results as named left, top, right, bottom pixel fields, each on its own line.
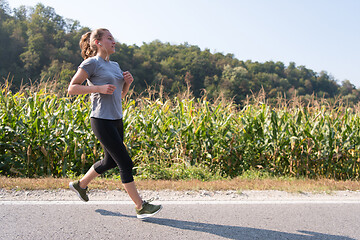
left=69, top=180, right=89, bottom=202
left=136, top=199, right=162, bottom=219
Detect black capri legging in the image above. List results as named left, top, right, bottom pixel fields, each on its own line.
left=91, top=117, right=134, bottom=183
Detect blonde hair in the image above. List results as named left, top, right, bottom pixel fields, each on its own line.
left=79, top=28, right=109, bottom=59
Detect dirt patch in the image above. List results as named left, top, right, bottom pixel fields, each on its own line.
left=1, top=176, right=360, bottom=192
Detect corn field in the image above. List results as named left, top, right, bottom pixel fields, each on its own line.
left=1, top=81, right=360, bottom=180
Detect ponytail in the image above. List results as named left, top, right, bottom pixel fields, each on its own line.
left=79, top=28, right=109, bottom=60
left=79, top=32, right=94, bottom=59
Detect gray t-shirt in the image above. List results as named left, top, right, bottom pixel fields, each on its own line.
left=79, top=56, right=124, bottom=120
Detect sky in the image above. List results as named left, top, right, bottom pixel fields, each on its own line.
left=5, top=0, right=360, bottom=87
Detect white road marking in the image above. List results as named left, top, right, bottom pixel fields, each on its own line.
left=0, top=200, right=359, bottom=205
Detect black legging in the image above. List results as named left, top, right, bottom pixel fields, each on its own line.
left=91, top=117, right=134, bottom=183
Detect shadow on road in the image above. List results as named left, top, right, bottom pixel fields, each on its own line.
left=95, top=209, right=354, bottom=240
left=95, top=209, right=137, bottom=218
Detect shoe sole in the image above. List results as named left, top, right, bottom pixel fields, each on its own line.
left=69, top=182, right=88, bottom=202
left=137, top=205, right=163, bottom=219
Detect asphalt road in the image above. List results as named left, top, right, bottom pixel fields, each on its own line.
left=1, top=201, right=359, bottom=240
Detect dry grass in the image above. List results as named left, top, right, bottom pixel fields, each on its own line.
left=1, top=176, right=359, bottom=193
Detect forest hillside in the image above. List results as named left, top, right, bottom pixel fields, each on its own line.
left=0, top=1, right=359, bottom=105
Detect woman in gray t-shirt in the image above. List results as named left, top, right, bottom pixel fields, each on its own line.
left=68, top=28, right=162, bottom=219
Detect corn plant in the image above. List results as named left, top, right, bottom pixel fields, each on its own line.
left=1, top=81, right=360, bottom=180
left=0, top=82, right=100, bottom=177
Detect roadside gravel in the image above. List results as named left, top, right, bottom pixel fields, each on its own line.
left=1, top=189, right=360, bottom=201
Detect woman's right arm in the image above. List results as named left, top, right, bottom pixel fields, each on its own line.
left=68, top=68, right=116, bottom=95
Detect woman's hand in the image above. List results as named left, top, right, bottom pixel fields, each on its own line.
left=123, top=71, right=134, bottom=85
left=122, top=71, right=133, bottom=98
left=68, top=68, right=116, bottom=95
left=98, top=84, right=116, bottom=94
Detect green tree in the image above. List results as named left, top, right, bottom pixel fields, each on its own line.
left=40, top=60, right=75, bottom=90
left=221, top=65, right=252, bottom=102
left=0, top=1, right=359, bottom=104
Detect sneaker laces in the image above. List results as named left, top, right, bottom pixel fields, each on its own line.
left=146, top=197, right=155, bottom=203
left=142, top=197, right=158, bottom=206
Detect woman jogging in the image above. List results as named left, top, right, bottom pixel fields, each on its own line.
left=68, top=28, right=162, bottom=219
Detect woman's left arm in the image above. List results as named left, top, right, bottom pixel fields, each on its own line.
left=122, top=71, right=134, bottom=98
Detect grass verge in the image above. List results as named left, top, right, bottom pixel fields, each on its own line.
left=1, top=176, right=359, bottom=193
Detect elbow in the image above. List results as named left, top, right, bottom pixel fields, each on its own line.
left=122, top=90, right=128, bottom=98
left=68, top=85, right=75, bottom=95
